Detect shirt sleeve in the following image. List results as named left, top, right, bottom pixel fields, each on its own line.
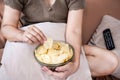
left=68, top=0, right=85, bottom=10
left=4, top=0, right=24, bottom=11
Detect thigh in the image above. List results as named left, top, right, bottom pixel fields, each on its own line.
left=83, top=45, right=118, bottom=77
left=111, top=55, right=120, bottom=79
left=92, top=75, right=120, bottom=80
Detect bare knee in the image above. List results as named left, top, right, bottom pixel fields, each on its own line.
left=92, top=55, right=118, bottom=77
left=83, top=45, right=119, bottom=77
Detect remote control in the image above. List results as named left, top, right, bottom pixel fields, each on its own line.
left=103, top=28, right=115, bottom=50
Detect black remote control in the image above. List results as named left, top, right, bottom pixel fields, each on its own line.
left=103, top=28, right=115, bottom=50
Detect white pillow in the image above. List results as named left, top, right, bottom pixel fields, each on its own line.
left=89, top=15, right=120, bottom=53
left=88, top=15, right=120, bottom=78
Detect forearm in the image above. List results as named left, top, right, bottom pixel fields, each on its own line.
left=1, top=25, right=23, bottom=42
left=66, top=9, right=83, bottom=64
left=1, top=5, right=22, bottom=42
left=66, top=30, right=82, bottom=63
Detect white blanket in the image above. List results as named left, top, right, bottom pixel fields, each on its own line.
left=0, top=22, right=92, bottom=80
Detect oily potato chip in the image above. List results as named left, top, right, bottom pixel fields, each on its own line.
left=35, top=38, right=73, bottom=64
left=43, top=38, right=53, bottom=49
left=35, top=46, right=47, bottom=55
left=39, top=54, right=51, bottom=64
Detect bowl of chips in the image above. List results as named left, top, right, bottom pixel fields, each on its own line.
left=34, top=38, right=74, bottom=71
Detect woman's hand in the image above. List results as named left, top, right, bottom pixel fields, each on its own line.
left=42, top=61, right=79, bottom=80
left=20, top=25, right=47, bottom=44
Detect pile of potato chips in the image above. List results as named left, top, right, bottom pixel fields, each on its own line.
left=35, top=38, right=73, bottom=64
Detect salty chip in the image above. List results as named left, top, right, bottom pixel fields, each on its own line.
left=35, top=38, right=73, bottom=64
left=44, top=38, right=53, bottom=49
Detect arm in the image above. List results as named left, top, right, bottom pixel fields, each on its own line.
left=1, top=5, right=46, bottom=44
left=42, top=9, right=84, bottom=80
left=66, top=9, right=84, bottom=65
left=1, top=5, right=22, bottom=41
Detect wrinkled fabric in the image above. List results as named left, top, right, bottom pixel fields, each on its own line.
left=0, top=22, right=92, bottom=80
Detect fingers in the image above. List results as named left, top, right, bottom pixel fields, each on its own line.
left=22, top=25, right=47, bottom=44
left=55, top=63, right=71, bottom=72
left=31, top=26, right=47, bottom=41
left=41, top=61, right=79, bottom=80
left=24, top=32, right=35, bottom=44
left=26, top=27, right=43, bottom=43
left=42, top=66, right=54, bottom=76
left=42, top=66, right=67, bottom=79
left=42, top=62, right=74, bottom=80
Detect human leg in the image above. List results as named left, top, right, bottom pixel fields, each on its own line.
left=83, top=45, right=119, bottom=77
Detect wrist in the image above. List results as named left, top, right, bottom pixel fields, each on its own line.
left=73, top=52, right=80, bottom=63
left=16, top=30, right=24, bottom=42
left=71, top=58, right=80, bottom=73
left=72, top=51, right=81, bottom=69
left=73, top=57, right=80, bottom=69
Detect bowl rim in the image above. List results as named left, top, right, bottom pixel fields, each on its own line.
left=34, top=40, right=74, bottom=66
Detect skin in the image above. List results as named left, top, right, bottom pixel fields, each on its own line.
left=84, top=45, right=119, bottom=77
left=1, top=3, right=83, bottom=80
left=1, top=5, right=47, bottom=44
left=1, top=0, right=119, bottom=80
left=42, top=9, right=84, bottom=80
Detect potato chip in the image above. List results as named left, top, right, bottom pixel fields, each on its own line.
left=36, top=46, right=47, bottom=55
left=35, top=38, right=73, bottom=64
left=44, top=38, right=53, bottom=49
left=52, top=41, right=61, bottom=50
left=40, top=54, right=51, bottom=64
